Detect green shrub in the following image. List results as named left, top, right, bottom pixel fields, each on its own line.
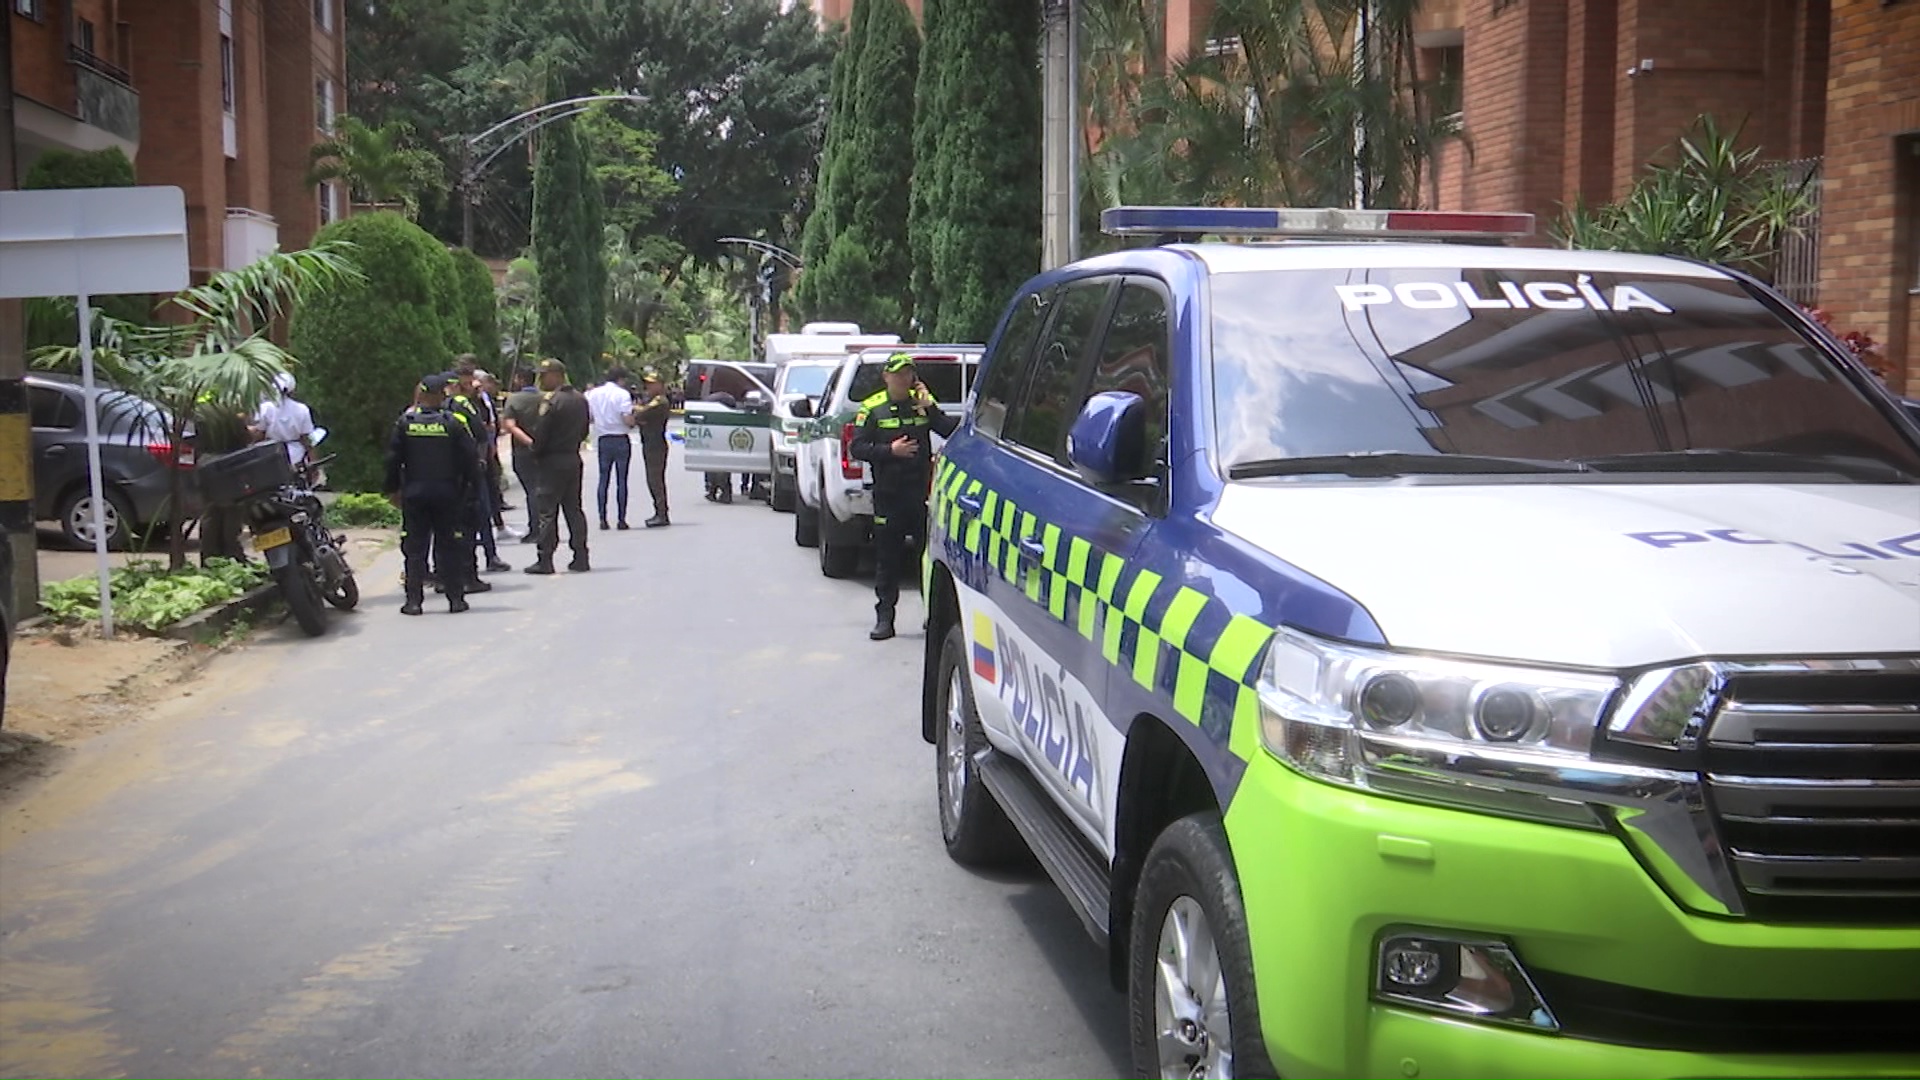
left=290, top=211, right=463, bottom=491
left=451, top=248, right=501, bottom=368
left=23, top=147, right=135, bottom=190
left=430, top=243, right=471, bottom=356
left=331, top=492, right=402, bottom=527
left=40, top=558, right=270, bottom=631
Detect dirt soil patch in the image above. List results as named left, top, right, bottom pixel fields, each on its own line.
left=0, top=526, right=397, bottom=801
left=0, top=634, right=217, bottom=799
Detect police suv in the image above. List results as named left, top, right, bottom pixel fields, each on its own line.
left=920, top=206, right=1920, bottom=1079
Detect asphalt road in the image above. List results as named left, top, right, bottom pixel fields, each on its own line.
left=0, top=454, right=1130, bottom=1079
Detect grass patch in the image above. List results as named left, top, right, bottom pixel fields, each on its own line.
left=330, top=492, right=402, bottom=527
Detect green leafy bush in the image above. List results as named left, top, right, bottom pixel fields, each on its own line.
left=290, top=212, right=464, bottom=491
left=451, top=248, right=501, bottom=368
left=39, top=558, right=270, bottom=632
left=23, top=147, right=136, bottom=190
left=331, top=492, right=402, bottom=527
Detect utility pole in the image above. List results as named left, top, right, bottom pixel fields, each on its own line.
left=1040, top=0, right=1079, bottom=271
left=0, top=7, right=37, bottom=623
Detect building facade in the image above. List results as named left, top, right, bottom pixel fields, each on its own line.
left=1426, top=0, right=1916, bottom=393
left=8, top=0, right=346, bottom=276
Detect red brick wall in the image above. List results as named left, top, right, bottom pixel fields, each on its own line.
left=126, top=0, right=224, bottom=274
left=269, top=0, right=346, bottom=252
left=10, top=2, right=74, bottom=113
left=1819, top=0, right=1920, bottom=394
left=1612, top=0, right=1792, bottom=194
left=226, top=0, right=271, bottom=211
left=1457, top=0, right=1568, bottom=228
left=1561, top=0, right=1614, bottom=207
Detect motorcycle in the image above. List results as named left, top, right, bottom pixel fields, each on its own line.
left=235, top=429, right=357, bottom=636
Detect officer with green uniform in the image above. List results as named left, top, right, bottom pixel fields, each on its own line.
left=633, top=369, right=674, bottom=528
left=384, top=374, right=480, bottom=615
left=848, top=353, right=956, bottom=640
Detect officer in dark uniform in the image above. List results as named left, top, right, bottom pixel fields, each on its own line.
left=385, top=374, right=481, bottom=615
left=848, top=353, right=957, bottom=640
left=447, top=363, right=507, bottom=583
left=633, top=369, right=674, bottom=527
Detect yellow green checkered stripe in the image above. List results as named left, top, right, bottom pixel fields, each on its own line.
left=932, top=460, right=1272, bottom=760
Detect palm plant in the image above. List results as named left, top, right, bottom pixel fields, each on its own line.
left=1082, top=0, right=1460, bottom=214
left=33, top=246, right=364, bottom=569
left=308, top=116, right=447, bottom=219
left=1554, top=115, right=1814, bottom=272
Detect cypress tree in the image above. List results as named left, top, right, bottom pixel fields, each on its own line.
left=579, top=128, right=609, bottom=379
left=533, top=120, right=597, bottom=372
left=907, top=0, right=944, bottom=332
left=819, top=0, right=918, bottom=330
left=926, top=0, right=1041, bottom=342
left=796, top=2, right=872, bottom=322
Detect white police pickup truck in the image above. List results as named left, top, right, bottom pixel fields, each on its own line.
left=920, top=206, right=1920, bottom=1079
left=791, top=345, right=980, bottom=577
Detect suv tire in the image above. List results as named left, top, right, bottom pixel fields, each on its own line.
left=771, top=471, right=796, bottom=513
left=1128, top=814, right=1276, bottom=1080
left=934, top=623, right=1024, bottom=865
left=818, top=509, right=858, bottom=578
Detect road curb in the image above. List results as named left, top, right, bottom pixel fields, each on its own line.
left=159, top=581, right=282, bottom=642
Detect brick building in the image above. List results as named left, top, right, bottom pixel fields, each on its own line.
left=1420, top=0, right=1918, bottom=393
left=8, top=0, right=347, bottom=276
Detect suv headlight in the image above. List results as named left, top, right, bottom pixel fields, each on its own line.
left=1257, top=628, right=1647, bottom=828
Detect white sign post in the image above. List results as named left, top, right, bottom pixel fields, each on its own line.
left=0, top=187, right=191, bottom=637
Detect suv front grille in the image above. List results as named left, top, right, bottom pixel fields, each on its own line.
left=1702, top=669, right=1920, bottom=922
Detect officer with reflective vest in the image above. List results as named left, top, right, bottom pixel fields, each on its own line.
left=848, top=353, right=957, bottom=640
left=384, top=374, right=481, bottom=616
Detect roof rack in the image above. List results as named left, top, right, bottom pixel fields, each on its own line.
left=1099, top=206, right=1535, bottom=245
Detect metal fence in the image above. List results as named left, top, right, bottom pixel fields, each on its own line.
left=1770, top=156, right=1823, bottom=306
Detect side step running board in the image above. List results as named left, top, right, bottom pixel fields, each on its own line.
left=977, top=748, right=1111, bottom=947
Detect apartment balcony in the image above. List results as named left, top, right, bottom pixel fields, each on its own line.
left=71, top=47, right=141, bottom=146
left=1414, top=0, right=1464, bottom=46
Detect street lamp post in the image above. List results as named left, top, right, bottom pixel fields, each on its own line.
left=717, top=238, right=802, bottom=359
left=456, top=94, right=648, bottom=250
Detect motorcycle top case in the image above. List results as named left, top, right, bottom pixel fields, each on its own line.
left=197, top=442, right=294, bottom=506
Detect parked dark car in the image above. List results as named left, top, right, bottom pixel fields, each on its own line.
left=28, top=374, right=197, bottom=550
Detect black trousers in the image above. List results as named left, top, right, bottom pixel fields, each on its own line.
left=641, top=438, right=669, bottom=518
left=872, top=497, right=927, bottom=617
left=534, top=455, right=589, bottom=562
left=512, top=451, right=538, bottom=513
left=401, top=486, right=465, bottom=602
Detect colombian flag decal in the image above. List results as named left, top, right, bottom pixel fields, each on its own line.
left=972, top=613, right=997, bottom=682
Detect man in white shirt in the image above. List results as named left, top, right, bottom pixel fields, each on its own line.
left=585, top=367, right=637, bottom=529
left=253, top=372, right=316, bottom=468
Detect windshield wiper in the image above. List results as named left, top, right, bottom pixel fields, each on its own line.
left=1576, top=449, right=1918, bottom=483
left=1228, top=452, right=1590, bottom=480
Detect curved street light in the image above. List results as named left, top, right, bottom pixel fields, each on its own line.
left=717, top=237, right=803, bottom=269
left=456, top=93, right=648, bottom=248
left=716, top=238, right=803, bottom=355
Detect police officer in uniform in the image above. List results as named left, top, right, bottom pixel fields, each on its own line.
left=633, top=370, right=674, bottom=527
left=849, top=353, right=956, bottom=640
left=385, top=374, right=481, bottom=615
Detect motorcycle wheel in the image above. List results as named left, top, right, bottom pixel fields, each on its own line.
left=324, top=569, right=359, bottom=611
left=275, top=564, right=328, bottom=637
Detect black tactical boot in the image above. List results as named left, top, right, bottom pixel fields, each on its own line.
left=525, top=560, right=555, bottom=575
left=870, top=612, right=896, bottom=641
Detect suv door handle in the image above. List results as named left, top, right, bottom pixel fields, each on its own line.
left=1018, top=536, right=1046, bottom=558
left=956, top=492, right=983, bottom=513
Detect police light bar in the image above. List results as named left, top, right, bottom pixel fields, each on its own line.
left=1100, top=206, right=1535, bottom=240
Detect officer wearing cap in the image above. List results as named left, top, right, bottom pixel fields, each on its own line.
left=849, top=352, right=957, bottom=640
left=526, top=357, right=592, bottom=574
left=632, top=369, right=674, bottom=527
left=385, top=374, right=481, bottom=615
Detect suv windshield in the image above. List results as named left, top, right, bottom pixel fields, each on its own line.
left=780, top=363, right=836, bottom=398
left=1210, top=267, right=1920, bottom=481
left=848, top=358, right=973, bottom=405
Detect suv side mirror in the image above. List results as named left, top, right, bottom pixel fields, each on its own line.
left=1067, top=391, right=1148, bottom=486
left=791, top=397, right=814, bottom=420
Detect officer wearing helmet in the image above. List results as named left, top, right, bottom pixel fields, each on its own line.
left=384, top=374, right=480, bottom=615
left=848, top=352, right=957, bottom=640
